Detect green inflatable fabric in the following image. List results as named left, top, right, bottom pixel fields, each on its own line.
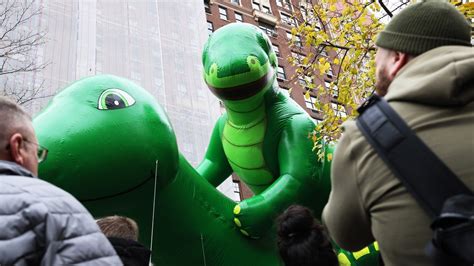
left=198, top=23, right=332, bottom=239
left=33, top=23, right=379, bottom=266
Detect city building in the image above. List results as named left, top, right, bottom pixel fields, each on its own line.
left=1, top=0, right=241, bottom=201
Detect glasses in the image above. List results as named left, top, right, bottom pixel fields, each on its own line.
left=25, top=139, right=48, bottom=163
left=5, top=138, right=49, bottom=163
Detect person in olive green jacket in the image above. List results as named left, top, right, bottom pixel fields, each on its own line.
left=322, top=1, right=473, bottom=266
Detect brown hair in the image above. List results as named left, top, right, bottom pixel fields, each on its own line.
left=96, top=215, right=139, bottom=241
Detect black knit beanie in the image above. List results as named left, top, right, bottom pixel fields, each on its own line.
left=376, top=0, right=472, bottom=55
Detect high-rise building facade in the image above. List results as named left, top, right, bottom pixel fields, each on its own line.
left=27, top=1, right=222, bottom=168
left=2, top=0, right=240, bottom=201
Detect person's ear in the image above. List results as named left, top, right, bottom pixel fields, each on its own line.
left=8, top=133, right=25, bottom=166
left=387, top=52, right=411, bottom=79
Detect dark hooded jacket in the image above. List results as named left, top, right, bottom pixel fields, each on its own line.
left=0, top=160, right=122, bottom=265
left=108, top=237, right=151, bottom=266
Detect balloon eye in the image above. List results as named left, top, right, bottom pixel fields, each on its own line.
left=98, top=89, right=136, bottom=110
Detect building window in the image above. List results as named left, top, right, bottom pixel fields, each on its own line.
left=327, top=65, right=334, bottom=79
left=232, top=180, right=241, bottom=202
left=331, top=103, right=346, bottom=117
left=253, top=1, right=272, bottom=14
left=313, top=118, right=322, bottom=125
left=230, top=0, right=240, bottom=5
left=291, top=52, right=304, bottom=63
left=298, top=77, right=306, bottom=86
left=207, top=21, right=214, bottom=36
left=280, top=12, right=294, bottom=26
left=277, top=66, right=286, bottom=80
left=219, top=7, right=228, bottom=20
left=332, top=86, right=339, bottom=98
left=272, top=44, right=280, bottom=57
left=277, top=0, right=292, bottom=10
left=259, top=22, right=276, bottom=37
left=295, top=35, right=302, bottom=47
left=288, top=32, right=302, bottom=47
left=332, top=83, right=339, bottom=98
left=252, top=1, right=260, bottom=10
left=304, top=94, right=320, bottom=114
left=324, top=80, right=331, bottom=88
left=262, top=5, right=271, bottom=14
left=297, top=75, right=312, bottom=88
left=204, top=0, right=211, bottom=13
left=318, top=46, right=328, bottom=57
left=235, top=12, right=243, bottom=22
left=325, top=81, right=339, bottom=98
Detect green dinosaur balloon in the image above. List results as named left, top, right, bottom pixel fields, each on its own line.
left=199, top=23, right=332, bottom=238
left=33, top=23, right=379, bottom=266
left=34, top=74, right=284, bottom=265
left=33, top=74, right=378, bottom=266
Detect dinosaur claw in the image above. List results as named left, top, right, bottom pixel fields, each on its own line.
left=234, top=218, right=242, bottom=227
left=233, top=204, right=241, bottom=215
left=239, top=229, right=249, bottom=236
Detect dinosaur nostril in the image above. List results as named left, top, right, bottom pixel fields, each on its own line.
left=211, top=68, right=214, bottom=74
left=250, top=59, right=256, bottom=65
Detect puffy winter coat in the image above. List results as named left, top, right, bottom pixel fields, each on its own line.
left=0, top=160, right=123, bottom=265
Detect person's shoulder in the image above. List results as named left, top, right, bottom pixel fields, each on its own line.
left=1, top=175, right=89, bottom=215
left=340, top=119, right=364, bottom=145
left=0, top=175, right=48, bottom=214
left=336, top=119, right=370, bottom=159
left=340, top=119, right=359, bottom=135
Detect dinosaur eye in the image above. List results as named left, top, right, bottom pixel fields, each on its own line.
left=98, top=88, right=135, bottom=110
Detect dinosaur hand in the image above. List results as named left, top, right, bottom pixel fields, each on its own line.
left=232, top=195, right=273, bottom=239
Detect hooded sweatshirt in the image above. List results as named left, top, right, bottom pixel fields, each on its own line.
left=323, top=46, right=474, bottom=266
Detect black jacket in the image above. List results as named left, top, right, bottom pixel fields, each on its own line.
left=0, top=160, right=122, bottom=265
left=108, top=237, right=151, bottom=266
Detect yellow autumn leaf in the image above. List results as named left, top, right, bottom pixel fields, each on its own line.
left=288, top=0, right=385, bottom=143
left=304, top=90, right=310, bottom=100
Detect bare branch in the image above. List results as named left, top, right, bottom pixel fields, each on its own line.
left=0, top=0, right=48, bottom=105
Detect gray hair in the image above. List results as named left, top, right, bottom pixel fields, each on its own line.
left=0, top=96, right=32, bottom=144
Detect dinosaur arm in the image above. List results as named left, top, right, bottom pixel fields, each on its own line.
left=196, top=116, right=232, bottom=187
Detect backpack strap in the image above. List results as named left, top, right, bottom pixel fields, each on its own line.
left=356, top=94, right=472, bottom=219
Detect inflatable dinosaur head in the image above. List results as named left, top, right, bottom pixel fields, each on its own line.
left=202, top=23, right=278, bottom=104
left=33, top=75, right=179, bottom=201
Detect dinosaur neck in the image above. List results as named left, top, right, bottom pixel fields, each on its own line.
left=224, top=86, right=271, bottom=126
left=226, top=101, right=265, bottom=127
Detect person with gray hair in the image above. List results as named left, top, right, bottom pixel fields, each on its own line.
left=323, top=1, right=473, bottom=265
left=0, top=96, right=122, bottom=265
